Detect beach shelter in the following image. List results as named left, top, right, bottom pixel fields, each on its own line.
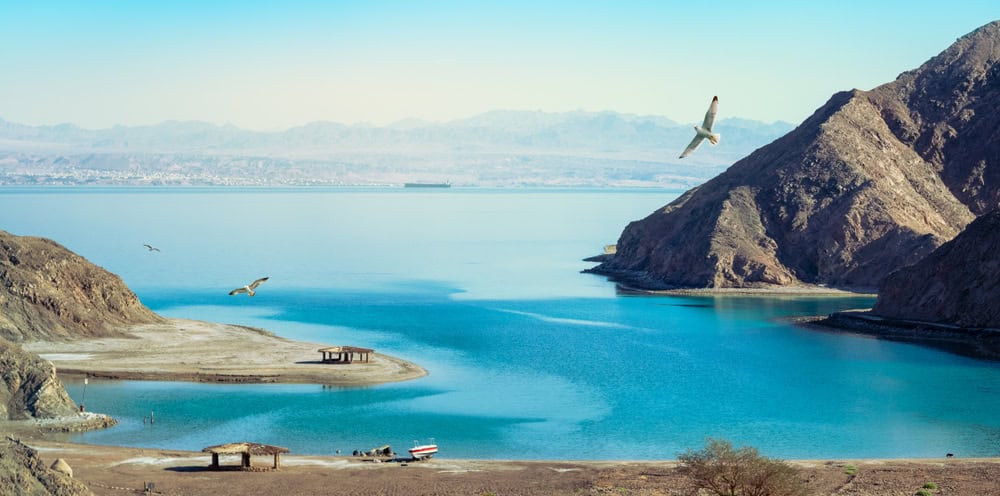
left=318, top=345, right=374, bottom=363
left=202, top=442, right=290, bottom=471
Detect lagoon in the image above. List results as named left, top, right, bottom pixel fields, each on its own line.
left=3, top=187, right=999, bottom=460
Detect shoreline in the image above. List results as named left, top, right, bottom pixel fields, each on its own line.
left=14, top=439, right=1000, bottom=496
left=12, top=303, right=1000, bottom=493
left=615, top=283, right=876, bottom=297
left=600, top=277, right=1000, bottom=361
left=22, top=317, right=428, bottom=386
left=803, top=311, right=1000, bottom=361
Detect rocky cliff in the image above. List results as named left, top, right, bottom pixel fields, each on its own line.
left=589, top=20, right=1000, bottom=290
left=871, top=209, right=1000, bottom=328
left=0, top=338, right=78, bottom=420
left=0, top=437, right=94, bottom=496
left=0, top=229, right=163, bottom=342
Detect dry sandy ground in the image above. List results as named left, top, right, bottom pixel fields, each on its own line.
left=18, top=440, right=1000, bottom=496
left=22, top=318, right=427, bottom=386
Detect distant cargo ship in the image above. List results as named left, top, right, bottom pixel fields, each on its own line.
left=404, top=182, right=451, bottom=188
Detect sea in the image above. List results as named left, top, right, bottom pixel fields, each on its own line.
left=2, top=187, right=999, bottom=460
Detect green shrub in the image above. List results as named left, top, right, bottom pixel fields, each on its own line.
left=915, top=490, right=932, bottom=496
left=844, top=464, right=857, bottom=476
left=923, top=482, right=938, bottom=489
left=677, top=438, right=809, bottom=496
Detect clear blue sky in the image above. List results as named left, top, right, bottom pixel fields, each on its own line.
left=1, top=1, right=997, bottom=130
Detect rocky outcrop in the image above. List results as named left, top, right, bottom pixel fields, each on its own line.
left=0, top=437, right=94, bottom=496
left=870, top=210, right=1000, bottom=328
left=589, top=20, right=1000, bottom=290
left=0, top=338, right=78, bottom=420
left=0, top=229, right=163, bottom=342
left=869, top=22, right=1000, bottom=215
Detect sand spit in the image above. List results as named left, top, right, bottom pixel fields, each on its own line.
left=22, top=318, right=427, bottom=386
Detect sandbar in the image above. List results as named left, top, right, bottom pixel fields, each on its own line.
left=22, top=318, right=427, bottom=385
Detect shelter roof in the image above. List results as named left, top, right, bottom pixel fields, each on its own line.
left=202, top=442, right=289, bottom=456
left=318, top=345, right=374, bottom=353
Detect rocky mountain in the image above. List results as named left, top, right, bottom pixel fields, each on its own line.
left=0, top=338, right=78, bottom=420
left=871, top=209, right=1000, bottom=327
left=589, top=20, right=1000, bottom=290
left=0, top=437, right=94, bottom=496
left=868, top=24, right=1000, bottom=216
left=0, top=111, right=792, bottom=187
left=0, top=230, right=163, bottom=342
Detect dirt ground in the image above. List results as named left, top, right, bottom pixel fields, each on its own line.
left=21, top=318, right=427, bottom=385
left=15, top=439, right=1000, bottom=496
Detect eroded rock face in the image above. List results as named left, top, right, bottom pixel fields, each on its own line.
left=871, top=210, right=1000, bottom=328
left=870, top=21, right=1000, bottom=216
left=0, top=438, right=94, bottom=496
left=0, top=229, right=163, bottom=342
left=590, top=21, right=1000, bottom=290
left=0, top=338, right=78, bottom=420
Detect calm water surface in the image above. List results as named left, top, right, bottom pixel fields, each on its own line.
left=2, top=187, right=998, bottom=460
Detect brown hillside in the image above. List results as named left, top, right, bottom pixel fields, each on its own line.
left=871, top=209, right=1000, bottom=328
left=0, top=229, right=163, bottom=342
left=589, top=21, right=1000, bottom=290
left=0, top=438, right=94, bottom=496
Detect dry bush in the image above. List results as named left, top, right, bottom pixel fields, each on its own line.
left=677, top=438, right=809, bottom=496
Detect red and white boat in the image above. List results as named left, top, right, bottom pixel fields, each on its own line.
left=408, top=439, right=438, bottom=460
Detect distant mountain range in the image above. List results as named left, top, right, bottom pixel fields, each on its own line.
left=589, top=20, right=1000, bottom=292
left=0, top=110, right=793, bottom=187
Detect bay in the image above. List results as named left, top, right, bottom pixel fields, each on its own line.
left=2, top=187, right=998, bottom=460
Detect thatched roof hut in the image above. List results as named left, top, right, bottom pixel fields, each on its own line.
left=202, top=442, right=290, bottom=471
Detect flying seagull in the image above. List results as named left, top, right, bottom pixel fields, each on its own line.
left=679, top=96, right=720, bottom=158
left=143, top=244, right=160, bottom=252
left=229, top=277, right=269, bottom=297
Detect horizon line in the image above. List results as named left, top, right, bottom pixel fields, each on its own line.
left=0, top=109, right=796, bottom=134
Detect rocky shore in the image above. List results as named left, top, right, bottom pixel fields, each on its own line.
left=808, top=311, right=1000, bottom=362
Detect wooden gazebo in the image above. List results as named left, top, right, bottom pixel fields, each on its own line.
left=318, top=345, right=374, bottom=364
left=202, top=442, right=290, bottom=471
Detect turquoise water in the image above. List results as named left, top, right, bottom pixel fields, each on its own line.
left=3, top=187, right=999, bottom=460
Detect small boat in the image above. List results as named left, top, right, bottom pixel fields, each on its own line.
left=408, top=439, right=438, bottom=459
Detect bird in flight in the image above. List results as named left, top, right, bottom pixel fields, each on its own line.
left=143, top=244, right=160, bottom=252
left=679, top=96, right=720, bottom=158
left=229, top=277, right=269, bottom=297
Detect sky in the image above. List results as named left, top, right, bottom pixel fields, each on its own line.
left=1, top=1, right=998, bottom=131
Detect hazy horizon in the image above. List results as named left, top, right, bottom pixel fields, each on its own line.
left=0, top=107, right=793, bottom=133
left=2, top=2, right=997, bottom=131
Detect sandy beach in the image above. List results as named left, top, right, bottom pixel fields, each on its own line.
left=21, top=318, right=427, bottom=386
left=11, top=439, right=1000, bottom=496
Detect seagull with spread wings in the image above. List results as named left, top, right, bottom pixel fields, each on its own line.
left=143, top=244, right=160, bottom=252
left=229, top=276, right=269, bottom=297
left=679, top=96, right=720, bottom=158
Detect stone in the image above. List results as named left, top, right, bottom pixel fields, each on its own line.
left=50, top=458, right=73, bottom=478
